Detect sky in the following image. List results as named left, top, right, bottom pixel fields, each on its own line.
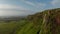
left=0, top=0, right=60, bottom=16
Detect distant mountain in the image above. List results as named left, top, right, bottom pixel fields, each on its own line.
left=0, top=16, right=26, bottom=21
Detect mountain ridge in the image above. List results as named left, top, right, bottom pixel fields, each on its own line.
left=26, top=8, right=60, bottom=34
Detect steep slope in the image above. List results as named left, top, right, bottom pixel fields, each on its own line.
left=27, top=8, right=60, bottom=34
left=16, top=8, right=60, bottom=34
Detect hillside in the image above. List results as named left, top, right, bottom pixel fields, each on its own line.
left=0, top=8, right=60, bottom=34
left=16, top=8, right=60, bottom=34
left=26, top=8, right=60, bottom=34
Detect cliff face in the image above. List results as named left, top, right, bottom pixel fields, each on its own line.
left=27, top=8, right=60, bottom=34
left=17, top=8, right=60, bottom=34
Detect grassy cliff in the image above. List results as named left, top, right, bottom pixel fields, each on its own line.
left=26, top=8, right=60, bottom=34
left=0, top=8, right=60, bottom=34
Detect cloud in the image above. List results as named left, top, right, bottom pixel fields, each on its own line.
left=0, top=4, right=28, bottom=10
left=0, top=4, right=34, bottom=16
left=36, top=3, right=46, bottom=8
left=25, top=1, right=35, bottom=6
left=51, top=0, right=60, bottom=6
left=0, top=10, right=33, bottom=16
left=0, top=0, right=46, bottom=16
left=25, top=1, right=46, bottom=8
left=20, top=0, right=46, bottom=8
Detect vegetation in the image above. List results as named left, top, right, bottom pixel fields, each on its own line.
left=0, top=8, right=60, bottom=34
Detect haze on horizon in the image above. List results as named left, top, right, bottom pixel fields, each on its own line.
left=0, top=0, right=60, bottom=16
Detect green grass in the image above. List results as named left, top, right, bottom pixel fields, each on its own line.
left=0, top=20, right=52, bottom=34
left=0, top=20, right=28, bottom=34
left=17, top=22, right=33, bottom=34
left=17, top=22, right=39, bottom=34
left=0, top=23, right=17, bottom=34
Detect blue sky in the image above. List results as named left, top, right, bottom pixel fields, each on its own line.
left=0, top=0, right=60, bottom=16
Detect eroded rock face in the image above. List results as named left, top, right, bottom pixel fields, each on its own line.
left=52, top=14, right=60, bottom=34
left=55, top=15, right=60, bottom=25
